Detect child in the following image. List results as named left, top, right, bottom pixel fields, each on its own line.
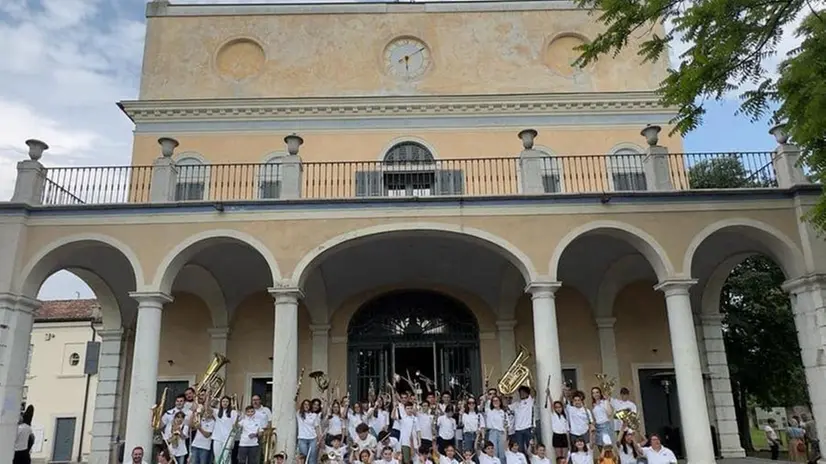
left=568, top=438, right=592, bottom=464
left=415, top=445, right=434, bottom=464
left=434, top=443, right=459, bottom=464
left=460, top=449, right=475, bottom=464
left=479, top=441, right=502, bottom=464
left=191, top=407, right=216, bottom=464
left=598, top=448, right=618, bottom=464
left=527, top=443, right=549, bottom=464
left=163, top=411, right=189, bottom=464
left=326, top=435, right=349, bottom=463
left=238, top=405, right=263, bottom=464
left=376, top=446, right=400, bottom=464
left=354, top=423, right=379, bottom=454
left=549, top=401, right=568, bottom=464
left=504, top=440, right=527, bottom=464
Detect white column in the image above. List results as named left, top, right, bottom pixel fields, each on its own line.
left=783, top=275, right=826, bottom=455
left=496, top=319, right=517, bottom=369
left=0, top=293, right=40, bottom=464
left=527, top=281, right=563, bottom=459
left=654, top=280, right=715, bottom=464
left=269, top=287, right=302, bottom=459
left=699, top=314, right=745, bottom=457
left=310, top=324, right=330, bottom=398
left=89, top=328, right=125, bottom=464
left=595, top=317, right=620, bottom=380
left=208, top=327, right=230, bottom=380
left=124, top=292, right=172, bottom=457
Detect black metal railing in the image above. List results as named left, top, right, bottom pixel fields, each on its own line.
left=32, top=152, right=781, bottom=205
left=42, top=166, right=153, bottom=205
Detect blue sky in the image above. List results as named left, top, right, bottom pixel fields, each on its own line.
left=0, top=0, right=792, bottom=300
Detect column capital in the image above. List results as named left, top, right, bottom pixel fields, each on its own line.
left=654, top=279, right=697, bottom=296
left=526, top=281, right=562, bottom=298
left=207, top=326, right=230, bottom=339
left=0, top=292, right=42, bottom=314
left=309, top=324, right=331, bottom=336
left=129, top=291, right=173, bottom=306
left=268, top=286, right=304, bottom=302
left=782, top=273, right=826, bottom=294
left=495, top=319, right=517, bottom=331
left=595, top=317, right=617, bottom=329
left=95, top=327, right=125, bottom=340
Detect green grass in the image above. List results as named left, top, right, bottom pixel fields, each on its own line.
left=750, top=427, right=788, bottom=451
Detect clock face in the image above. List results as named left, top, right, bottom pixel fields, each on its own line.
left=384, top=37, right=431, bottom=80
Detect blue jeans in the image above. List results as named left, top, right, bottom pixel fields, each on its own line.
left=488, top=429, right=505, bottom=463
left=595, top=421, right=614, bottom=447
left=514, top=428, right=532, bottom=454
left=298, top=437, right=318, bottom=464
left=463, top=432, right=477, bottom=452
left=190, top=446, right=211, bottom=464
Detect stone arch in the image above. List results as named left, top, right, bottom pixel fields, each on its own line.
left=291, top=222, right=539, bottom=288
left=682, top=218, right=806, bottom=280
left=171, top=264, right=228, bottom=327
left=152, top=229, right=281, bottom=294
left=549, top=220, right=675, bottom=281
left=17, top=233, right=145, bottom=328
left=699, top=253, right=753, bottom=315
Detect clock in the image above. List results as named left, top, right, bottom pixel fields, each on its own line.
left=383, top=37, right=432, bottom=80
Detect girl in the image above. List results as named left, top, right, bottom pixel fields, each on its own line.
left=460, top=398, right=485, bottom=454
left=298, top=399, right=322, bottom=464
left=190, top=407, right=216, bottom=464
left=415, top=445, right=434, bottom=464
left=567, top=438, right=592, bottom=464
left=484, top=396, right=507, bottom=463
left=590, top=388, right=614, bottom=450
left=598, top=448, right=618, bottom=464
left=437, top=405, right=457, bottom=455
left=349, top=402, right=367, bottom=443
left=356, top=449, right=375, bottom=464
left=164, top=411, right=189, bottom=464
left=550, top=401, right=569, bottom=464
left=504, top=440, right=527, bottom=464
left=435, top=443, right=460, bottom=464
left=787, top=418, right=807, bottom=462
left=213, top=396, right=239, bottom=461
left=617, top=431, right=640, bottom=464
left=368, top=397, right=390, bottom=437
left=326, top=400, right=346, bottom=446
left=157, top=448, right=173, bottom=464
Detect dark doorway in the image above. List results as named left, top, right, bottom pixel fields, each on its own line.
left=52, top=417, right=77, bottom=462
left=638, top=368, right=683, bottom=457
left=348, top=290, right=481, bottom=401
left=395, top=346, right=437, bottom=396
left=156, top=380, right=190, bottom=412
left=252, top=377, right=274, bottom=408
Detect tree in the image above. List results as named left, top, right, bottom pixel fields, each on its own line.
left=575, top=0, right=826, bottom=227
left=689, top=159, right=808, bottom=450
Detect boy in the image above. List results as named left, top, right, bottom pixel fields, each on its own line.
left=238, top=405, right=263, bottom=464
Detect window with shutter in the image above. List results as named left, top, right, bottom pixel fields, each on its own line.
left=259, top=160, right=282, bottom=199
left=540, top=156, right=564, bottom=193
left=175, top=157, right=209, bottom=201
left=607, top=149, right=647, bottom=191
left=380, top=141, right=440, bottom=196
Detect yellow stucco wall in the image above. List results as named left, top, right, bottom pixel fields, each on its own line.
left=139, top=9, right=667, bottom=100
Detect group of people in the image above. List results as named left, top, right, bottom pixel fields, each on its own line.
left=764, top=414, right=820, bottom=463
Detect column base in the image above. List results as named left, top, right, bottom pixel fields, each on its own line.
left=718, top=446, right=746, bottom=458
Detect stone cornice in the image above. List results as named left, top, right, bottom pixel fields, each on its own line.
left=119, top=92, right=674, bottom=124
left=148, top=1, right=583, bottom=18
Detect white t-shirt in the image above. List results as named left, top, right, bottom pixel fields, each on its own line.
left=551, top=412, right=569, bottom=434
left=377, top=458, right=399, bottom=464
left=530, top=456, right=550, bottom=464
left=326, top=444, right=348, bottom=461
left=163, top=423, right=190, bottom=457
left=253, top=406, right=273, bottom=428
left=461, top=412, right=484, bottom=433
left=353, top=433, right=378, bottom=453
left=618, top=445, right=637, bottom=464
left=505, top=450, right=528, bottom=464
left=14, top=423, right=32, bottom=451
left=565, top=405, right=592, bottom=435
left=327, top=414, right=344, bottom=436
left=437, top=415, right=457, bottom=440
left=192, top=417, right=216, bottom=450
left=350, top=411, right=366, bottom=439
left=213, top=409, right=239, bottom=442
left=162, top=408, right=192, bottom=427
left=418, top=413, right=434, bottom=440
left=764, top=425, right=779, bottom=441
left=611, top=399, right=637, bottom=429
left=369, top=410, right=390, bottom=433
left=568, top=451, right=592, bottom=464
left=485, top=409, right=505, bottom=432
left=591, top=400, right=611, bottom=425
left=298, top=412, right=321, bottom=440
left=512, top=397, right=534, bottom=431
left=239, top=417, right=262, bottom=447
left=642, top=446, right=677, bottom=464
left=439, top=455, right=459, bottom=464
left=399, top=414, right=419, bottom=448
left=479, top=454, right=502, bottom=464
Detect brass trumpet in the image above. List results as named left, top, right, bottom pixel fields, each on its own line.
left=498, top=345, right=532, bottom=395
left=195, top=353, right=230, bottom=405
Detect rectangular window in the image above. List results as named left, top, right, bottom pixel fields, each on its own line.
left=612, top=172, right=647, bottom=191
left=251, top=378, right=273, bottom=408
left=156, top=381, right=190, bottom=412
left=542, top=174, right=561, bottom=193
left=175, top=182, right=205, bottom=201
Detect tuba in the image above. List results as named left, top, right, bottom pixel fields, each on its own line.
left=151, top=387, right=168, bottom=430
left=595, top=373, right=616, bottom=398
left=498, top=345, right=532, bottom=395
left=261, top=421, right=278, bottom=463
left=195, top=353, right=230, bottom=403
left=615, top=409, right=641, bottom=431
left=309, top=371, right=331, bottom=393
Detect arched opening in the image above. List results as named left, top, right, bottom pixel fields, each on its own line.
left=356, top=141, right=464, bottom=197
left=18, top=236, right=142, bottom=462
left=347, top=290, right=480, bottom=401
left=687, top=220, right=808, bottom=456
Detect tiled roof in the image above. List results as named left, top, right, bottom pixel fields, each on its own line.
left=35, top=299, right=101, bottom=323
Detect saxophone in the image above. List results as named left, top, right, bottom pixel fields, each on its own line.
left=169, top=421, right=182, bottom=448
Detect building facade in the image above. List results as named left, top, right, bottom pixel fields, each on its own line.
left=0, top=2, right=825, bottom=464
left=25, top=299, right=101, bottom=463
